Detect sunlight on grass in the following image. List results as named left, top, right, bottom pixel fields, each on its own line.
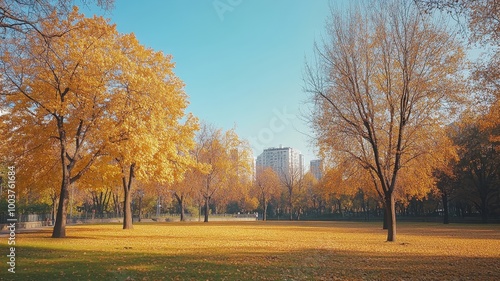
left=4, top=221, right=500, bottom=280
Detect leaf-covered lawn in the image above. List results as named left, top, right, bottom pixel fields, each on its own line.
left=4, top=221, right=500, bottom=280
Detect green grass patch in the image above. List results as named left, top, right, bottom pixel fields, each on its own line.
left=2, top=221, right=500, bottom=280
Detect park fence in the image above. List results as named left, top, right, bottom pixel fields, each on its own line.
left=0, top=212, right=259, bottom=230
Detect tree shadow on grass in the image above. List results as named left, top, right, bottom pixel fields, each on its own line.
left=398, top=226, right=500, bottom=240
left=10, top=245, right=500, bottom=281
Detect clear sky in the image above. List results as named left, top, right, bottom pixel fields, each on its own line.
left=84, top=0, right=339, bottom=168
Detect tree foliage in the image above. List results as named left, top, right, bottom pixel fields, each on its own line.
left=305, top=0, right=465, bottom=241
left=193, top=124, right=251, bottom=222
left=253, top=167, right=281, bottom=221
left=0, top=8, right=197, bottom=235
left=416, top=0, right=500, bottom=145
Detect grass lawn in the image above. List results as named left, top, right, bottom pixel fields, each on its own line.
left=2, top=221, right=500, bottom=280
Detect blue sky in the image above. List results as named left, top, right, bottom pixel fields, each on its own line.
left=84, top=0, right=341, bottom=167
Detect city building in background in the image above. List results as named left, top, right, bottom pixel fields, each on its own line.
left=310, top=159, right=323, bottom=180
left=256, top=145, right=304, bottom=179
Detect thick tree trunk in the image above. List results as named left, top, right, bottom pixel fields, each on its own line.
left=52, top=127, right=70, bottom=238
left=385, top=193, right=397, bottom=242
left=442, top=192, right=449, bottom=224
left=204, top=196, right=210, bottom=222
left=123, top=186, right=133, bottom=229
left=180, top=202, right=185, bottom=222
left=52, top=179, right=69, bottom=238
left=122, top=164, right=135, bottom=230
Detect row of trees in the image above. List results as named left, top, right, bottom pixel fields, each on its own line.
left=1, top=0, right=499, bottom=243
left=0, top=2, right=203, bottom=237
left=23, top=117, right=497, bottom=226
left=0, top=1, right=254, bottom=238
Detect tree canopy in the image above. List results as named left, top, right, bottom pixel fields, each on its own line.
left=305, top=0, right=466, bottom=241
left=1, top=7, right=198, bottom=236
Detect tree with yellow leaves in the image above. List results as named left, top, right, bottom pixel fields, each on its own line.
left=1, top=8, right=197, bottom=235
left=172, top=168, right=201, bottom=221
left=1, top=9, right=124, bottom=238
left=194, top=124, right=252, bottom=222
left=101, top=31, right=198, bottom=229
left=253, top=167, right=281, bottom=221
left=305, top=0, right=465, bottom=241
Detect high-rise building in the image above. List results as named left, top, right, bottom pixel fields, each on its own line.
left=256, top=146, right=304, bottom=179
left=310, top=159, right=323, bottom=180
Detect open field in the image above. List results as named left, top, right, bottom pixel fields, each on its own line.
left=2, top=221, right=500, bottom=280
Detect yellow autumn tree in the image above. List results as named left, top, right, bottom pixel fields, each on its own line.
left=171, top=167, right=203, bottom=221
left=295, top=171, right=317, bottom=220
left=320, top=160, right=367, bottom=216
left=0, top=9, right=128, bottom=238
left=99, top=32, right=199, bottom=230
left=77, top=160, right=122, bottom=218
left=253, top=167, right=281, bottom=221
left=194, top=124, right=252, bottom=222
left=305, top=0, right=466, bottom=241
left=0, top=8, right=198, bottom=235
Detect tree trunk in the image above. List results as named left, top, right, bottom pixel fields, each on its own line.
left=122, top=164, right=135, bottom=230
left=52, top=127, right=70, bottom=238
left=180, top=201, right=185, bottom=222
left=385, top=193, right=396, bottom=242
left=204, top=196, right=210, bottom=222
left=113, top=193, right=121, bottom=217
left=338, top=199, right=342, bottom=217
left=442, top=192, right=449, bottom=224
left=123, top=185, right=133, bottom=229
left=263, top=198, right=267, bottom=221
left=138, top=194, right=142, bottom=222
left=52, top=179, right=69, bottom=238
left=175, top=193, right=184, bottom=222
left=103, top=189, right=111, bottom=217
left=51, top=195, right=57, bottom=225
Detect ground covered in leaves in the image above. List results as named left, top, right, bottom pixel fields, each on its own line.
left=3, top=221, right=500, bottom=280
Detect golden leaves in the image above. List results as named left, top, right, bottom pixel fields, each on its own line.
left=0, top=7, right=198, bottom=203
left=16, top=222, right=500, bottom=280
left=308, top=2, right=466, bottom=200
